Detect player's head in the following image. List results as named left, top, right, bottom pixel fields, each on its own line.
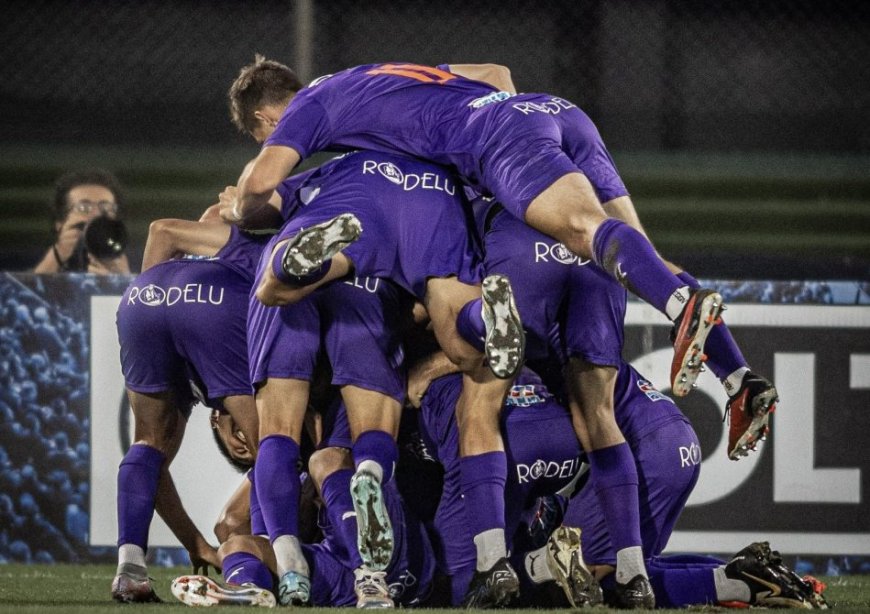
left=210, top=409, right=256, bottom=472
left=228, top=54, right=303, bottom=143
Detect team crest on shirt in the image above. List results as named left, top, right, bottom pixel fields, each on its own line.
left=636, top=378, right=669, bottom=402
left=505, top=384, right=546, bottom=407
left=136, top=284, right=165, bottom=306
left=533, top=241, right=590, bottom=266
left=376, top=162, right=405, bottom=185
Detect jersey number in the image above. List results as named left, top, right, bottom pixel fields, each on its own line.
left=366, top=63, right=456, bottom=84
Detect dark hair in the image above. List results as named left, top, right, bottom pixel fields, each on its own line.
left=211, top=424, right=254, bottom=473
left=51, top=168, right=126, bottom=235
left=228, top=54, right=303, bottom=134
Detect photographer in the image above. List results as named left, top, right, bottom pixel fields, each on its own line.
left=33, top=169, right=131, bottom=275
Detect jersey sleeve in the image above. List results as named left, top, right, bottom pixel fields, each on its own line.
left=264, top=92, right=332, bottom=160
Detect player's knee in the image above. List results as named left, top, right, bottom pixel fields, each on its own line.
left=308, top=447, right=352, bottom=489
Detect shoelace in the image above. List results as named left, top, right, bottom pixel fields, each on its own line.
left=357, top=572, right=389, bottom=596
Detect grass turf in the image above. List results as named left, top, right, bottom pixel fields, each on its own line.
left=0, top=564, right=869, bottom=612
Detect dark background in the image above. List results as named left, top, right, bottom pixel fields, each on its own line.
left=1, top=0, right=869, bottom=277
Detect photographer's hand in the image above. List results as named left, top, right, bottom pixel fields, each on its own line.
left=87, top=252, right=131, bottom=275
left=33, top=211, right=89, bottom=273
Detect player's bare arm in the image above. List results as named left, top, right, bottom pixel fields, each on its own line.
left=233, top=145, right=301, bottom=228
left=448, top=63, right=517, bottom=94
left=141, top=218, right=232, bottom=272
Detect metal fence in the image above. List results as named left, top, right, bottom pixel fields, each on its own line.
left=2, top=0, right=869, bottom=151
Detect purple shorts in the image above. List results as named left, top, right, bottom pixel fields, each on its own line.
left=248, top=237, right=407, bottom=403
left=484, top=208, right=625, bottom=367
left=117, top=259, right=253, bottom=405
left=474, top=93, right=628, bottom=220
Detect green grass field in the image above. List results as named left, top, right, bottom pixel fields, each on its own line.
left=0, top=565, right=868, bottom=612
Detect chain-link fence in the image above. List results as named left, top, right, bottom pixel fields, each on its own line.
left=2, top=0, right=868, bottom=152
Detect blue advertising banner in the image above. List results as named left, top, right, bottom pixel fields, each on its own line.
left=1, top=273, right=868, bottom=572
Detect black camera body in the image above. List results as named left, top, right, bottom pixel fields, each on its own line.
left=65, top=215, right=128, bottom=271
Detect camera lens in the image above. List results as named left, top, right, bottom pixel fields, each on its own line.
left=84, top=216, right=128, bottom=260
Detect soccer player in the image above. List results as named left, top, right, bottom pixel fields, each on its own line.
left=409, top=361, right=595, bottom=608
left=241, top=149, right=527, bottom=606
left=240, top=162, right=443, bottom=607
left=225, top=56, right=725, bottom=401
left=111, top=208, right=267, bottom=602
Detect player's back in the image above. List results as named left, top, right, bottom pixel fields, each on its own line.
left=269, top=63, right=499, bottom=172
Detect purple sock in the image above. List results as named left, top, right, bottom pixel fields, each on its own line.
left=592, top=218, right=684, bottom=314
left=649, top=554, right=724, bottom=569
left=646, top=558, right=718, bottom=608
left=117, top=444, right=165, bottom=548
left=222, top=551, right=274, bottom=590
left=587, top=442, right=642, bottom=553
left=456, top=298, right=485, bottom=352
left=459, top=451, right=507, bottom=537
left=248, top=471, right=267, bottom=536
left=271, top=246, right=329, bottom=286
left=321, top=468, right=364, bottom=569
left=677, top=271, right=747, bottom=380
left=254, top=435, right=300, bottom=541
left=353, top=430, right=398, bottom=484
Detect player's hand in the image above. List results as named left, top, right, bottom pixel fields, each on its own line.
left=189, top=543, right=222, bottom=576
left=406, top=362, right=432, bottom=408
left=218, top=186, right=243, bottom=225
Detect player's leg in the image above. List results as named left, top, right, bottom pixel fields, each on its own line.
left=308, top=446, right=394, bottom=608
left=674, top=270, right=778, bottom=459
left=254, top=376, right=311, bottom=605
left=112, top=389, right=185, bottom=603
left=523, top=174, right=723, bottom=397
left=563, top=359, right=655, bottom=609
left=256, top=241, right=353, bottom=306
left=172, top=535, right=277, bottom=608
left=425, top=277, right=521, bottom=606
left=341, top=386, right=400, bottom=579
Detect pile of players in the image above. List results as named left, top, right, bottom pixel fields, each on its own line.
left=109, top=58, right=827, bottom=609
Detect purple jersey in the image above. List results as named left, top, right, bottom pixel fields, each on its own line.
left=214, top=225, right=272, bottom=282
left=266, top=63, right=628, bottom=218
left=274, top=151, right=482, bottom=299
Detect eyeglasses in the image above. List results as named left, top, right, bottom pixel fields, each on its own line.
left=68, top=200, right=119, bottom=215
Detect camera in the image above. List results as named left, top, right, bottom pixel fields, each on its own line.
left=65, top=215, right=129, bottom=271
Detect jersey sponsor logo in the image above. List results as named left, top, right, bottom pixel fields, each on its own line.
left=468, top=91, right=513, bottom=109
left=505, top=384, right=548, bottom=407
left=343, top=275, right=381, bottom=293
left=679, top=442, right=702, bottom=467
left=512, top=96, right=577, bottom=116
left=362, top=160, right=457, bottom=195
left=126, top=283, right=225, bottom=307
left=516, top=456, right=582, bottom=484
left=534, top=241, right=591, bottom=266
left=636, top=378, right=669, bottom=402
